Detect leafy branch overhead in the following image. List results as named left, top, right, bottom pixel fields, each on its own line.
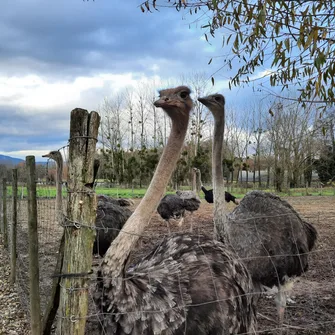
left=141, top=0, right=335, bottom=106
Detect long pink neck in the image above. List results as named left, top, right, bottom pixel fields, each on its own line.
left=212, top=115, right=230, bottom=242
left=103, top=115, right=189, bottom=276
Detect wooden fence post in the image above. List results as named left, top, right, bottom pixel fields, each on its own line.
left=3, top=178, right=8, bottom=249
left=26, top=156, right=41, bottom=335
left=57, top=109, right=100, bottom=335
left=10, top=169, right=18, bottom=284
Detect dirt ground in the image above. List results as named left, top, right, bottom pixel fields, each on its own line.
left=11, top=196, right=335, bottom=334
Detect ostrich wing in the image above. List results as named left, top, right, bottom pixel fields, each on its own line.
left=94, top=204, right=132, bottom=256
left=157, top=195, right=186, bottom=220
left=95, top=233, right=256, bottom=334
left=228, top=191, right=317, bottom=287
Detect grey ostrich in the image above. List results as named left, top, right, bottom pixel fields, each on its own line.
left=193, top=168, right=239, bottom=205
left=42, top=151, right=132, bottom=257
left=198, top=93, right=318, bottom=326
left=42, top=151, right=65, bottom=225
left=94, top=86, right=257, bottom=334
left=97, top=194, right=134, bottom=207
left=157, top=190, right=200, bottom=233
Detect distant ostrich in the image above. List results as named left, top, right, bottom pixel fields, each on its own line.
left=97, top=194, right=134, bottom=207
left=157, top=190, right=200, bottom=233
left=42, top=151, right=132, bottom=257
left=198, top=93, right=318, bottom=326
left=42, top=151, right=64, bottom=225
left=193, top=168, right=239, bottom=205
left=94, top=200, right=132, bottom=256
left=94, top=86, right=257, bottom=334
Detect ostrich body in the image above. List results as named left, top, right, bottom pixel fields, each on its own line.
left=198, top=93, right=317, bottom=325
left=201, top=186, right=239, bottom=205
left=157, top=190, right=200, bottom=233
left=94, top=201, right=132, bottom=257
left=97, top=194, right=134, bottom=207
left=228, top=190, right=317, bottom=322
left=42, top=151, right=132, bottom=257
left=95, top=86, right=256, bottom=334
left=194, top=168, right=239, bottom=205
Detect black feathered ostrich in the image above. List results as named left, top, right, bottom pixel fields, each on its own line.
left=42, top=151, right=133, bottom=257
left=198, top=93, right=318, bottom=327
left=94, top=86, right=257, bottom=334
left=157, top=190, right=200, bottom=233
left=193, top=167, right=239, bottom=205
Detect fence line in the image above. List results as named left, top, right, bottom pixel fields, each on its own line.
left=0, top=175, right=334, bottom=334
left=0, top=134, right=334, bottom=333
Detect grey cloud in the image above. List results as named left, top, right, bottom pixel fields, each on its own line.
left=0, top=0, right=209, bottom=79
left=0, top=104, right=70, bottom=152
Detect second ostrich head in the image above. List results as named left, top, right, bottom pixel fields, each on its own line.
left=198, top=94, right=225, bottom=119
left=42, top=150, right=62, bottom=162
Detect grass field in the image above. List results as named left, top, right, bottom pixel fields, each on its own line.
left=6, top=185, right=335, bottom=199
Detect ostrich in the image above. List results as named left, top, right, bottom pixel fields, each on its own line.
left=42, top=151, right=132, bottom=257
left=193, top=168, right=239, bottom=205
left=42, top=151, right=64, bottom=225
left=94, top=86, right=256, bottom=334
left=157, top=190, right=200, bottom=233
left=198, top=93, right=318, bottom=326
left=97, top=194, right=134, bottom=207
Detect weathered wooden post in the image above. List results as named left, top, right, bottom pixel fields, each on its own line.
left=3, top=178, right=8, bottom=249
left=10, top=169, right=18, bottom=284
left=26, top=156, right=41, bottom=334
left=57, top=109, right=100, bottom=335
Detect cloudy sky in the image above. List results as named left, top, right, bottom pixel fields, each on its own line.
left=0, top=0, right=271, bottom=161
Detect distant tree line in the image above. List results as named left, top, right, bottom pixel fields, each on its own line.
left=95, top=73, right=335, bottom=191
left=0, top=74, right=334, bottom=191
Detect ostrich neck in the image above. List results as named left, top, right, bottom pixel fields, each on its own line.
left=212, top=116, right=230, bottom=242
left=103, top=117, right=189, bottom=277
left=198, top=170, right=203, bottom=186
left=55, top=158, right=63, bottom=224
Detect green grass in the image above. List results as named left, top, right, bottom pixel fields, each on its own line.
left=4, top=185, right=335, bottom=199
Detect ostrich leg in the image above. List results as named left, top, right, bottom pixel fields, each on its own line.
left=275, top=280, right=295, bottom=333
left=166, top=219, right=171, bottom=235
left=275, top=287, right=286, bottom=331
left=188, top=212, right=194, bottom=233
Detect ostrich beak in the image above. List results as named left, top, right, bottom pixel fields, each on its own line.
left=154, top=97, right=171, bottom=108
left=42, top=153, right=50, bottom=158
left=197, top=97, right=213, bottom=108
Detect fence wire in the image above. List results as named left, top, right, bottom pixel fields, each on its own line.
left=1, top=163, right=334, bottom=334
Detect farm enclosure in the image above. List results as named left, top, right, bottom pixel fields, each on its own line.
left=2, top=194, right=334, bottom=334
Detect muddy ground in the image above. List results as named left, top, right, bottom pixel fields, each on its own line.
left=13, top=196, right=335, bottom=334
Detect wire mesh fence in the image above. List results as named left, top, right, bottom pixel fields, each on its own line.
left=0, top=163, right=334, bottom=334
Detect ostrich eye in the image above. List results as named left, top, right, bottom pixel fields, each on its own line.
left=214, top=96, right=221, bottom=101
left=180, top=91, right=189, bottom=99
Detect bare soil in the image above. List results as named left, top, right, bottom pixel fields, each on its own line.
left=8, top=196, right=335, bottom=334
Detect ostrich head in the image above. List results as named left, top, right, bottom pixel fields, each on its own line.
left=197, top=94, right=225, bottom=120
left=42, top=150, right=62, bottom=161
left=154, top=86, right=193, bottom=124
